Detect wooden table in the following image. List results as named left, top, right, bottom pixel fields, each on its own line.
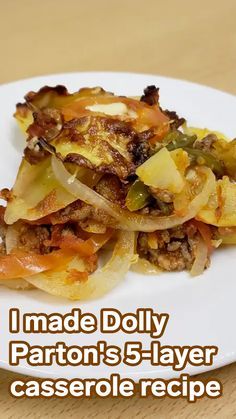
left=0, top=0, right=235, bottom=417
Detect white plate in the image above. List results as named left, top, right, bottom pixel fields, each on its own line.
left=0, top=72, right=235, bottom=380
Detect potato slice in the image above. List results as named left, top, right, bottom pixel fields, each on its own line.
left=197, top=176, right=236, bottom=226
left=170, top=148, right=190, bottom=176
left=4, top=158, right=75, bottom=224
left=136, top=147, right=185, bottom=193
left=183, top=125, right=229, bottom=141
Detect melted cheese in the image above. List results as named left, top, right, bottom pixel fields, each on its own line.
left=86, top=102, right=137, bottom=118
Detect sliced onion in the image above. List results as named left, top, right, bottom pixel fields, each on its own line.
left=25, top=231, right=135, bottom=300
left=0, top=278, right=34, bottom=290
left=131, top=257, right=161, bottom=274
left=52, top=156, right=215, bottom=232
left=5, top=225, right=20, bottom=254
left=190, top=236, right=208, bottom=276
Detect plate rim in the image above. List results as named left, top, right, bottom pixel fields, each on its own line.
left=1, top=70, right=236, bottom=101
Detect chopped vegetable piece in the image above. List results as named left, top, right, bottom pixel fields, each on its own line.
left=166, top=131, right=196, bottom=151
left=184, top=147, right=224, bottom=177
left=126, top=180, right=150, bottom=211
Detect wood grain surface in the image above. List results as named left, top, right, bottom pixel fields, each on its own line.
left=0, top=0, right=236, bottom=417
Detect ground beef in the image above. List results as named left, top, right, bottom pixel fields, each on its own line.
left=95, top=175, right=127, bottom=206
left=137, top=224, right=198, bottom=271
left=193, top=134, right=217, bottom=152
left=43, top=200, right=117, bottom=229
left=18, top=224, right=50, bottom=254
left=140, top=86, right=160, bottom=106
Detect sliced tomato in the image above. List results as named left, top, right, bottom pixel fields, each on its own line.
left=61, top=95, right=169, bottom=130
left=44, top=228, right=113, bottom=257
left=0, top=249, right=75, bottom=280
